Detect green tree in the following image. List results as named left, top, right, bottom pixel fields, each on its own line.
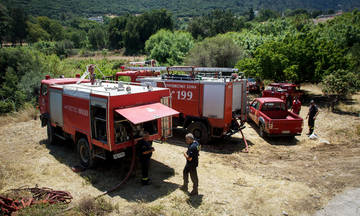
left=248, top=8, right=255, bottom=21
left=0, top=4, right=11, bottom=47
left=123, top=9, right=173, bottom=54
left=37, top=16, right=64, bottom=41
left=321, top=69, right=360, bottom=111
left=88, top=26, right=107, bottom=50
left=26, top=21, right=50, bottom=43
left=68, top=30, right=87, bottom=48
left=8, top=7, right=28, bottom=45
left=185, top=35, right=246, bottom=67
left=187, top=9, right=245, bottom=39
left=256, top=9, right=280, bottom=22
left=108, top=15, right=128, bottom=49
left=145, top=29, right=194, bottom=65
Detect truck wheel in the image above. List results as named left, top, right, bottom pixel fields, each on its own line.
left=77, top=138, right=94, bottom=168
left=187, top=122, right=209, bottom=144
left=259, top=123, right=267, bottom=138
left=47, top=121, right=55, bottom=145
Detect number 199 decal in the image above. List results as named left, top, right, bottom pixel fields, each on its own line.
left=173, top=90, right=193, bottom=100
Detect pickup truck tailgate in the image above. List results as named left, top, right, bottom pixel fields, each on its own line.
left=267, top=114, right=303, bottom=135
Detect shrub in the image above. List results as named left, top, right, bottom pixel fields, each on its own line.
left=145, top=29, right=194, bottom=65
left=185, top=35, right=246, bottom=67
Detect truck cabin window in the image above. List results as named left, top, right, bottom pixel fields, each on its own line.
left=261, top=102, right=286, bottom=111
left=91, top=106, right=107, bottom=143
left=252, top=101, right=260, bottom=110
left=114, top=112, right=158, bottom=144
left=41, top=84, right=48, bottom=96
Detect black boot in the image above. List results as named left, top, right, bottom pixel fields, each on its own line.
left=190, top=187, right=198, bottom=196
left=180, top=184, right=188, bottom=192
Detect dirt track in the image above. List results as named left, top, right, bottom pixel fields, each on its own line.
left=1, top=91, right=360, bottom=215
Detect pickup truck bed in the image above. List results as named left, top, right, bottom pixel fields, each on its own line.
left=248, top=97, right=303, bottom=137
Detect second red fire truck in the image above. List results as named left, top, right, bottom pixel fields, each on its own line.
left=117, top=66, right=248, bottom=145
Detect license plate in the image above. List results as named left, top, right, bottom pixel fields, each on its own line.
left=282, top=130, right=290, bottom=134
left=113, top=152, right=125, bottom=159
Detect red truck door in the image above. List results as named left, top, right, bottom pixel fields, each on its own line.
left=39, top=83, right=49, bottom=115
left=249, top=100, right=260, bottom=124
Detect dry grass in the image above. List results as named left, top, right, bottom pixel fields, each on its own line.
left=0, top=104, right=39, bottom=127
left=301, top=83, right=323, bottom=95
left=16, top=203, right=69, bottom=216
left=77, top=196, right=115, bottom=216
left=336, top=93, right=360, bottom=114
left=0, top=85, right=359, bottom=216
left=122, top=201, right=165, bottom=216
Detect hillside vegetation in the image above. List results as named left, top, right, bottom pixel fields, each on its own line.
left=3, top=0, right=359, bottom=18
left=0, top=3, right=359, bottom=114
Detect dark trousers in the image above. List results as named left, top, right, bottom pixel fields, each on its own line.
left=183, top=165, right=198, bottom=190
left=308, top=117, right=315, bottom=134
left=140, top=157, right=150, bottom=181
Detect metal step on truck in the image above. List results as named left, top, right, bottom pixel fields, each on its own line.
left=38, top=65, right=179, bottom=168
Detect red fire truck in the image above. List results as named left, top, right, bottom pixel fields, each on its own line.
left=116, top=60, right=160, bottom=82
left=262, top=83, right=302, bottom=107
left=39, top=65, right=178, bottom=168
left=120, top=66, right=248, bottom=146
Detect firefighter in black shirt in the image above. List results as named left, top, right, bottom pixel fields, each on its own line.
left=180, top=133, right=200, bottom=196
left=137, top=131, right=155, bottom=185
left=306, top=100, right=319, bottom=135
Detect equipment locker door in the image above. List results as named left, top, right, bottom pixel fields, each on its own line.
left=49, top=88, right=63, bottom=126
left=203, top=83, right=225, bottom=119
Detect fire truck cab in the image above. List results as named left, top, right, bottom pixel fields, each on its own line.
left=39, top=67, right=178, bottom=168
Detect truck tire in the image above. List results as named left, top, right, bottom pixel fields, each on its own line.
left=77, top=138, right=94, bottom=168
left=47, top=121, right=55, bottom=145
left=187, top=121, right=209, bottom=144
left=259, top=123, right=267, bottom=138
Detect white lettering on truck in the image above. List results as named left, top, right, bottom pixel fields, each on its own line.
left=64, top=105, right=89, bottom=117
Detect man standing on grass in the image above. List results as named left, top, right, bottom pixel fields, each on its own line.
left=180, top=133, right=200, bottom=196
left=291, top=96, right=301, bottom=115
left=137, top=131, right=155, bottom=185
left=306, top=100, right=319, bottom=135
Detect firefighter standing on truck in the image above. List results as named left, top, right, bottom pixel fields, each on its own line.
left=306, top=100, right=319, bottom=135
left=180, top=133, right=200, bottom=196
left=291, top=96, right=301, bottom=115
left=137, top=131, right=155, bottom=185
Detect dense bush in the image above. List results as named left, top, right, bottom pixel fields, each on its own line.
left=235, top=11, right=360, bottom=83
left=145, top=29, right=194, bottom=65
left=187, top=9, right=246, bottom=39
left=185, top=35, right=246, bottom=67
left=0, top=47, right=128, bottom=114
left=108, top=9, right=174, bottom=54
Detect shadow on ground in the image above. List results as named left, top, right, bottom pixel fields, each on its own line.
left=166, top=128, right=255, bottom=154
left=301, top=90, right=358, bottom=116
left=40, top=139, right=178, bottom=202
left=246, top=121, right=300, bottom=146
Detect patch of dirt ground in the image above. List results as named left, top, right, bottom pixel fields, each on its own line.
left=1, top=92, right=359, bottom=215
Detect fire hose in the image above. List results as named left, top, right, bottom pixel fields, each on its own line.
left=0, top=187, right=73, bottom=215
left=95, top=132, right=136, bottom=199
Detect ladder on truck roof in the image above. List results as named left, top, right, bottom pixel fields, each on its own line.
left=127, top=66, right=239, bottom=73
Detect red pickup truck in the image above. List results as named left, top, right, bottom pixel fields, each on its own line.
left=248, top=97, right=303, bottom=138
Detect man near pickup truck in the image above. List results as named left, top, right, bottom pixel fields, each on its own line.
left=306, top=100, right=319, bottom=135
left=138, top=131, right=155, bottom=185
left=180, top=133, right=200, bottom=196
left=291, top=96, right=301, bottom=115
